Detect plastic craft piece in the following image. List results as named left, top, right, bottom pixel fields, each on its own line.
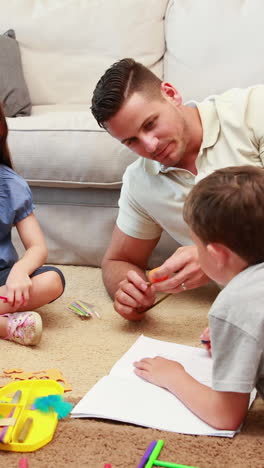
left=67, top=299, right=100, bottom=319
left=148, top=268, right=169, bottom=284
left=0, top=379, right=64, bottom=452
left=0, top=368, right=72, bottom=392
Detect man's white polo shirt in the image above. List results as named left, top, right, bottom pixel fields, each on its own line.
left=117, top=86, right=264, bottom=245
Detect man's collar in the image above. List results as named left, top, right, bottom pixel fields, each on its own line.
left=143, top=158, right=162, bottom=175
left=196, top=97, right=220, bottom=150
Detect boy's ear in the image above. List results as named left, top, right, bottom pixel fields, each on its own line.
left=160, top=82, right=182, bottom=105
left=207, top=243, right=230, bottom=268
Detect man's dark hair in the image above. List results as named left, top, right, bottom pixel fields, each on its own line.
left=91, top=58, right=162, bottom=128
left=0, top=103, right=13, bottom=169
left=183, top=165, right=264, bottom=265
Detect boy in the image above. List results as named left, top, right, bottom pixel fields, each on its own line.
left=134, top=165, right=264, bottom=430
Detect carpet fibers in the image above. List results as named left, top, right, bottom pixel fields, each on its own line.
left=0, top=266, right=263, bottom=467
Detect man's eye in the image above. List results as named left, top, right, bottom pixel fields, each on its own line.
left=145, top=120, right=154, bottom=130
left=126, top=138, right=136, bottom=147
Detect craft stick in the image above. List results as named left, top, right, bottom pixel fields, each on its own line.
left=154, top=461, right=199, bottom=468
left=18, top=417, right=33, bottom=443
left=0, top=390, right=22, bottom=443
left=145, top=440, right=164, bottom=468
left=137, top=440, right=157, bottom=468
left=12, top=390, right=22, bottom=404
left=0, top=417, right=16, bottom=426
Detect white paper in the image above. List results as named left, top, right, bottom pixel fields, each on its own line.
left=71, top=335, right=256, bottom=437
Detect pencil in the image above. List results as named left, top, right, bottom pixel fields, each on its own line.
left=137, top=440, right=157, bottom=468
left=145, top=440, right=164, bottom=468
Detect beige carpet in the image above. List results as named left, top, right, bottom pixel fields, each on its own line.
left=0, top=265, right=263, bottom=468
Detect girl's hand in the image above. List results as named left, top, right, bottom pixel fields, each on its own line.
left=5, top=263, right=32, bottom=307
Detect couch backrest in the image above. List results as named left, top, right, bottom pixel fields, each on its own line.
left=0, top=0, right=168, bottom=105
left=165, top=0, right=264, bottom=101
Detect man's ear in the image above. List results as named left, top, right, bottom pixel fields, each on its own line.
left=160, top=82, right=182, bottom=105
left=207, top=243, right=230, bottom=268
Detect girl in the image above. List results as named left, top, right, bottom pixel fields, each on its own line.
left=0, top=103, right=65, bottom=346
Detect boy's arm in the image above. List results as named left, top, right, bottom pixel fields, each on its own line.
left=134, top=356, right=250, bottom=430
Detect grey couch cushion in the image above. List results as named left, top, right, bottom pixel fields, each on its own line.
left=0, top=29, right=31, bottom=117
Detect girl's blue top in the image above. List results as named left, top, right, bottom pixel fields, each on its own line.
left=0, top=164, right=33, bottom=269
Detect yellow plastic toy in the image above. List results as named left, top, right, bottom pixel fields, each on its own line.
left=0, top=379, right=64, bottom=452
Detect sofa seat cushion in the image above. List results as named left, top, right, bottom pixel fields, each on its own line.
left=7, top=105, right=136, bottom=188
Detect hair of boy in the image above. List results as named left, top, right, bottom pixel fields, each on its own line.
left=91, top=58, right=162, bottom=129
left=183, top=165, right=264, bottom=265
left=0, top=103, right=13, bottom=169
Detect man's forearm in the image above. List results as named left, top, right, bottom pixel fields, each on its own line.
left=102, top=259, right=147, bottom=299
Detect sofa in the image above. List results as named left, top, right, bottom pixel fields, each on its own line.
left=0, top=0, right=263, bottom=267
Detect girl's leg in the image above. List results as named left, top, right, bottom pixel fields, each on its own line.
left=17, top=268, right=65, bottom=311
left=0, top=316, right=8, bottom=336
left=0, top=266, right=64, bottom=344
left=0, top=267, right=65, bottom=314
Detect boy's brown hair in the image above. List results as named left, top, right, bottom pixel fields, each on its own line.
left=91, top=58, right=162, bottom=129
left=0, top=103, right=13, bottom=169
left=183, top=165, right=264, bottom=265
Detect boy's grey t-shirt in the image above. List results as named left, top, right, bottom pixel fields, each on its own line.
left=209, top=263, right=264, bottom=398
left=0, top=164, right=33, bottom=269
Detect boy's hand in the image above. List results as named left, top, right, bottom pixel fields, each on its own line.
left=134, top=356, right=184, bottom=389
left=200, top=326, right=211, bottom=355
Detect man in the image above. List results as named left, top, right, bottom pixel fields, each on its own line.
left=91, top=58, right=264, bottom=321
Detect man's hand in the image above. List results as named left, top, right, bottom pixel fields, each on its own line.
left=114, top=270, right=156, bottom=321
left=149, top=245, right=210, bottom=293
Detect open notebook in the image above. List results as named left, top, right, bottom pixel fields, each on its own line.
left=71, top=335, right=256, bottom=437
